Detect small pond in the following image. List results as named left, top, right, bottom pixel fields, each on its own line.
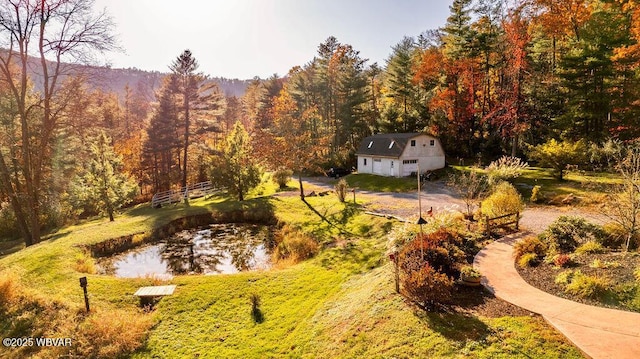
left=98, top=223, right=273, bottom=278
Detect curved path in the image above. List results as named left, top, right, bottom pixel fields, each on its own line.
left=474, top=232, right=640, bottom=359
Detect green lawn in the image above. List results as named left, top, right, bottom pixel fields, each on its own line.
left=342, top=173, right=418, bottom=192
left=452, top=165, right=620, bottom=205
left=0, top=181, right=584, bottom=358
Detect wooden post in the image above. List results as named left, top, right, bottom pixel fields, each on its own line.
left=485, top=215, right=491, bottom=237
left=79, top=276, right=90, bottom=312
left=352, top=188, right=356, bottom=204
left=390, top=252, right=399, bottom=293
left=515, top=212, right=520, bottom=230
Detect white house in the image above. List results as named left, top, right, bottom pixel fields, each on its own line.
left=355, top=133, right=445, bottom=177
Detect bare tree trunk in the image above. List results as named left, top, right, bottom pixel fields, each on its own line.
left=0, top=0, right=116, bottom=245
left=298, top=172, right=305, bottom=200
left=182, top=95, right=190, bottom=188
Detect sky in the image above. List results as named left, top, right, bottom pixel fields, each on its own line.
left=93, top=0, right=452, bottom=79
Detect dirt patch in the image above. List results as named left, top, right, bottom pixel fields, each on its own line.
left=448, top=285, right=534, bottom=318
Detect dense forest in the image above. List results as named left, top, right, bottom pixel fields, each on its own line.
left=2, top=0, right=640, bottom=245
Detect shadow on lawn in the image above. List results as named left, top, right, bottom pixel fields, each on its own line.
left=416, top=310, right=490, bottom=342
left=0, top=238, right=25, bottom=259
left=300, top=198, right=358, bottom=237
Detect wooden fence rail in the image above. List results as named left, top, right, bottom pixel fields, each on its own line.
left=485, top=212, right=520, bottom=237
left=151, top=181, right=219, bottom=208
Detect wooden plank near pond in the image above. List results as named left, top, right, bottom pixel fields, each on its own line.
left=134, top=285, right=176, bottom=298
left=364, top=211, right=410, bottom=223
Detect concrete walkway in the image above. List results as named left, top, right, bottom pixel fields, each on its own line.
left=474, top=232, right=640, bottom=359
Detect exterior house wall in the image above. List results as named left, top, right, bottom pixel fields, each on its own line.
left=399, top=135, right=445, bottom=175
left=356, top=133, right=446, bottom=178
left=357, top=156, right=398, bottom=176
left=358, top=156, right=373, bottom=174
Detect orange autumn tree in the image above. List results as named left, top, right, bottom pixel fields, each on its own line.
left=533, top=0, right=592, bottom=40
left=257, top=87, right=328, bottom=199
left=413, top=47, right=446, bottom=136
left=614, top=1, right=640, bottom=63
left=531, top=0, right=592, bottom=69
left=484, top=8, right=533, bottom=156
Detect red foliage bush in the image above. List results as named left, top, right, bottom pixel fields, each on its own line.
left=397, top=229, right=465, bottom=307
left=401, top=263, right=454, bottom=308
left=554, top=254, right=572, bottom=268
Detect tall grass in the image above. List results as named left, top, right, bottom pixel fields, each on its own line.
left=74, top=251, right=97, bottom=274
left=75, top=308, right=153, bottom=359
left=0, top=273, right=153, bottom=359
left=0, top=272, right=20, bottom=308
left=272, top=225, right=319, bottom=263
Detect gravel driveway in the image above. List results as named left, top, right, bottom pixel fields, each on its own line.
left=301, top=177, right=608, bottom=232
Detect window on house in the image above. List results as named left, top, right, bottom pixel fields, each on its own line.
left=429, top=140, right=435, bottom=146
left=389, top=141, right=395, bottom=149
left=368, top=141, right=373, bottom=148
left=403, top=159, right=418, bottom=164
left=363, top=158, right=367, bottom=166
left=410, top=140, right=416, bottom=146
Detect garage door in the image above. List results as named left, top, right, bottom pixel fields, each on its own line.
left=402, top=159, right=418, bottom=177
left=373, top=159, right=382, bottom=174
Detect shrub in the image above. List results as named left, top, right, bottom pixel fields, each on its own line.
left=530, top=185, right=542, bottom=203
left=553, top=254, right=572, bottom=268
left=272, top=168, right=293, bottom=189
left=334, top=178, right=349, bottom=203
left=555, top=270, right=575, bottom=285
left=564, top=271, right=610, bottom=298
left=421, top=210, right=466, bottom=235
left=419, top=229, right=466, bottom=277
left=589, top=259, right=620, bottom=269
left=388, top=216, right=471, bottom=257
left=634, top=267, right=640, bottom=282
left=480, top=181, right=525, bottom=221
left=540, top=216, right=606, bottom=254
left=486, top=156, right=529, bottom=184
left=272, top=225, right=319, bottom=263
left=513, top=236, right=547, bottom=261
left=528, top=139, right=587, bottom=180
left=398, top=229, right=466, bottom=306
left=386, top=222, right=418, bottom=253
left=602, top=222, right=627, bottom=249
left=575, top=241, right=605, bottom=255
left=401, top=262, right=454, bottom=308
left=518, top=252, right=539, bottom=268
left=589, top=139, right=623, bottom=172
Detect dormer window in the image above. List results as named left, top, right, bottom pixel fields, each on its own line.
left=368, top=141, right=373, bottom=148
left=389, top=141, right=395, bottom=149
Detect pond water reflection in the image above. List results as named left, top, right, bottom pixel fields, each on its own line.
left=99, top=224, right=273, bottom=278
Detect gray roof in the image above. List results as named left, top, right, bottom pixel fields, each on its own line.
left=356, top=133, right=422, bottom=157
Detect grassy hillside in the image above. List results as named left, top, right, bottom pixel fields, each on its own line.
left=0, top=182, right=583, bottom=358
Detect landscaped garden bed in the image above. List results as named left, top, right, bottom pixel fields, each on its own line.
left=518, top=251, right=640, bottom=311
left=513, top=216, right=640, bottom=312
